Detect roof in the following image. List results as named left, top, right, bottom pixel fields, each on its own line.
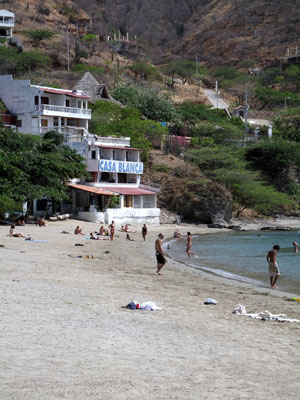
left=93, top=145, right=140, bottom=151
left=33, top=86, right=90, bottom=99
left=68, top=184, right=114, bottom=195
left=101, top=187, right=157, bottom=195
left=72, top=72, right=121, bottom=104
left=0, top=10, right=14, bottom=16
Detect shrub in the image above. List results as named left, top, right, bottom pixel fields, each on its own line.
left=152, top=164, right=169, bottom=173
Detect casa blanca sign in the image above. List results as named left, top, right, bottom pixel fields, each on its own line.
left=99, top=159, right=143, bottom=174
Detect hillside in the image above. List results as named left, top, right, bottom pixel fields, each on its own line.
left=5, top=0, right=300, bottom=67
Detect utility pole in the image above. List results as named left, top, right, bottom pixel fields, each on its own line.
left=244, top=91, right=249, bottom=146
left=66, top=26, right=70, bottom=72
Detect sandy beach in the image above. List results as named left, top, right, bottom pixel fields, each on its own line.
left=1, top=219, right=300, bottom=399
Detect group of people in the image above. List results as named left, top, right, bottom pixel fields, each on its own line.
left=74, top=222, right=148, bottom=242
left=155, top=231, right=194, bottom=275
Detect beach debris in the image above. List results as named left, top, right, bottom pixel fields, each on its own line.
left=291, top=297, right=300, bottom=302
left=104, top=250, right=110, bottom=254
left=126, top=301, right=161, bottom=311
left=0, top=244, right=5, bottom=248
left=75, top=243, right=84, bottom=246
left=61, top=231, right=71, bottom=234
left=232, top=304, right=300, bottom=323
left=204, top=298, right=218, bottom=305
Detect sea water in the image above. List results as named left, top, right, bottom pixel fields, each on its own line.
left=167, top=231, right=300, bottom=295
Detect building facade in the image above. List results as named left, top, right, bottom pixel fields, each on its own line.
left=0, top=76, right=160, bottom=224
left=0, top=75, right=91, bottom=142
left=0, top=10, right=14, bottom=39
left=69, top=136, right=160, bottom=224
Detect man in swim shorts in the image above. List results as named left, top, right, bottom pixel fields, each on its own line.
left=267, top=244, right=280, bottom=289
left=155, top=233, right=165, bottom=275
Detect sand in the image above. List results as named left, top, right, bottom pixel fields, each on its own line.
left=0, top=220, right=300, bottom=400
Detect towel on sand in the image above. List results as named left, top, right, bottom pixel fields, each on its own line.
left=233, top=304, right=300, bottom=323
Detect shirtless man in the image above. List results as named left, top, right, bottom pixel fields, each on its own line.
left=109, top=220, right=115, bottom=240
left=267, top=245, right=280, bottom=289
left=155, top=233, right=166, bottom=275
left=186, top=232, right=194, bottom=258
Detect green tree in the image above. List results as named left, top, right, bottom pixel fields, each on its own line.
left=112, top=85, right=179, bottom=122
left=185, top=145, right=293, bottom=216
left=0, top=128, right=87, bottom=216
left=162, top=59, right=196, bottom=87
left=126, top=62, right=160, bottom=80
left=22, top=29, right=56, bottom=46
left=92, top=117, right=166, bottom=160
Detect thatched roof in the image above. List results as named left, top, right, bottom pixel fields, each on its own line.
left=72, top=72, right=120, bottom=104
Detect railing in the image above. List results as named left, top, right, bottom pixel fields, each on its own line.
left=39, top=126, right=90, bottom=142
left=36, top=104, right=91, bottom=116
left=0, top=19, right=14, bottom=25
left=95, top=136, right=130, bottom=147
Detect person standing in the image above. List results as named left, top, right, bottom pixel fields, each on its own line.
left=142, top=224, right=147, bottom=241
left=267, top=245, right=280, bottom=289
left=155, top=233, right=166, bottom=275
left=292, top=241, right=298, bottom=253
left=109, top=220, right=115, bottom=241
left=186, top=232, right=194, bottom=258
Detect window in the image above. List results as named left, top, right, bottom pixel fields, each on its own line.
left=124, top=195, right=133, bottom=208
left=41, top=119, right=48, bottom=127
left=54, top=117, right=58, bottom=127
left=61, top=118, right=65, bottom=126
left=91, top=150, right=96, bottom=159
left=35, top=96, right=39, bottom=105
left=41, top=97, right=49, bottom=105
left=66, top=99, right=70, bottom=107
left=118, top=173, right=126, bottom=183
left=77, top=101, right=81, bottom=108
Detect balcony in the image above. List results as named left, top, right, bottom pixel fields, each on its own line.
left=0, top=19, right=14, bottom=27
left=36, top=104, right=91, bottom=119
left=39, top=126, right=90, bottom=142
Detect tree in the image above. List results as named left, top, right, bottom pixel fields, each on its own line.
left=22, top=29, right=56, bottom=46
left=91, top=117, right=166, bottom=160
left=162, top=59, right=196, bottom=87
left=0, top=128, right=87, bottom=216
left=185, top=145, right=294, bottom=216
left=126, top=62, right=160, bottom=80
left=112, top=85, right=179, bottom=122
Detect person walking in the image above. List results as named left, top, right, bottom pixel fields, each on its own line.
left=267, top=245, right=280, bottom=289
left=142, top=224, right=147, bottom=241
left=155, top=233, right=166, bottom=275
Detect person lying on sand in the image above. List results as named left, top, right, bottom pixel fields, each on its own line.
left=74, top=226, right=84, bottom=235
left=90, top=232, right=109, bottom=240
left=124, top=224, right=136, bottom=233
left=126, top=233, right=135, bottom=241
left=9, top=224, right=27, bottom=238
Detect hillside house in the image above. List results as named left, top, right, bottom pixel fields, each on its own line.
left=0, top=75, right=91, bottom=141
left=0, top=10, right=14, bottom=38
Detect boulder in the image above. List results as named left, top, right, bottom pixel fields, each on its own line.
left=177, top=182, right=232, bottom=224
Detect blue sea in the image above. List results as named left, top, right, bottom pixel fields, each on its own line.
left=167, top=231, right=300, bottom=295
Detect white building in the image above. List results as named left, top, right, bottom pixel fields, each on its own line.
left=0, top=75, right=91, bottom=142
left=0, top=10, right=14, bottom=39
left=69, top=136, right=160, bottom=224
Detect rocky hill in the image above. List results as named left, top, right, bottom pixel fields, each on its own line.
left=5, top=0, right=300, bottom=67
